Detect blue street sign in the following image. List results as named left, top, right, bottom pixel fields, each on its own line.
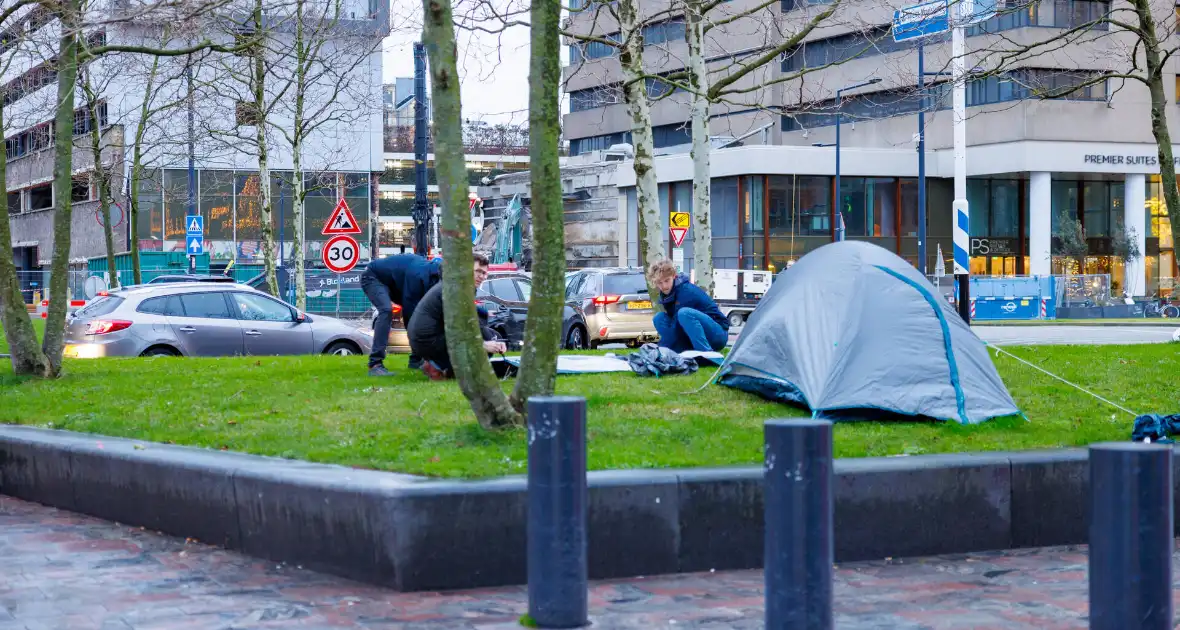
left=185, top=215, right=203, bottom=235
left=892, top=0, right=949, bottom=42
left=186, top=235, right=204, bottom=254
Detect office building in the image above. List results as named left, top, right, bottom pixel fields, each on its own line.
left=563, top=0, right=1172, bottom=296
left=5, top=0, right=388, bottom=276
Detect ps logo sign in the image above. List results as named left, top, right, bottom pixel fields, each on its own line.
left=971, top=238, right=990, bottom=255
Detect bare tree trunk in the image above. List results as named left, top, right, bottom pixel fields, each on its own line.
left=82, top=71, right=119, bottom=290
left=253, top=0, right=278, bottom=296
left=292, top=170, right=306, bottom=308
left=129, top=55, right=163, bottom=286
left=129, top=145, right=145, bottom=285
left=43, top=0, right=83, bottom=376
left=1132, top=0, right=1180, bottom=225
left=510, top=0, right=563, bottom=410
left=421, top=0, right=521, bottom=428
left=685, top=0, right=712, bottom=294
left=0, top=98, right=52, bottom=375
left=290, top=0, right=307, bottom=310
left=617, top=0, right=665, bottom=299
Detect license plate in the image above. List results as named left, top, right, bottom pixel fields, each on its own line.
left=627, top=301, right=652, bottom=309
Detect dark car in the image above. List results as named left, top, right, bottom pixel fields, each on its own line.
left=477, top=271, right=589, bottom=350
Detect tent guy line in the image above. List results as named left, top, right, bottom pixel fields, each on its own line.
left=987, top=343, right=1140, bottom=418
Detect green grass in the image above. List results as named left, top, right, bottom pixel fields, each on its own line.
left=0, top=318, right=44, bottom=354
left=0, top=337, right=1173, bottom=478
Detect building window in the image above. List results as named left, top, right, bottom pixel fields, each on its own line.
left=7, top=191, right=21, bottom=214
left=780, top=25, right=925, bottom=74
left=566, top=18, right=685, bottom=63
left=71, top=176, right=93, bottom=203
left=781, top=0, right=833, bottom=11
left=782, top=69, right=1106, bottom=132
left=28, top=184, right=52, bottom=211
left=568, top=123, right=690, bottom=155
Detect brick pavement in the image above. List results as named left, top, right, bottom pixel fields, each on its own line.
left=0, top=495, right=1131, bottom=629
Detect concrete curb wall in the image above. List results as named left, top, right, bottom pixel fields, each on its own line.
left=0, top=426, right=1145, bottom=592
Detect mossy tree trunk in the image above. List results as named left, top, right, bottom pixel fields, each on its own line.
left=421, top=0, right=521, bottom=428
left=42, top=0, right=83, bottom=376
left=0, top=95, right=52, bottom=375
left=509, top=0, right=563, bottom=410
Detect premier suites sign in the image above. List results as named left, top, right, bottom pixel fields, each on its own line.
left=1083, top=154, right=1180, bottom=167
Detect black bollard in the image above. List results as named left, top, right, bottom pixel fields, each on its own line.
left=527, top=396, right=588, bottom=629
left=764, top=418, right=834, bottom=630
left=1089, top=442, right=1173, bottom=630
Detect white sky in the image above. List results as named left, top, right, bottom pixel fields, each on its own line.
left=380, top=18, right=546, bottom=125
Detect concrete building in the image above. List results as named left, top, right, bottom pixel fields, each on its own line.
left=562, top=0, right=1176, bottom=296
left=5, top=0, right=388, bottom=278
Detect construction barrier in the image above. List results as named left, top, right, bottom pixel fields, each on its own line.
left=969, top=276, right=1056, bottom=321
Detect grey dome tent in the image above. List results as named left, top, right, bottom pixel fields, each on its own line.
left=717, top=241, right=1018, bottom=424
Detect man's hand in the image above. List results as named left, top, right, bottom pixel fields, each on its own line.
left=483, top=340, right=507, bottom=354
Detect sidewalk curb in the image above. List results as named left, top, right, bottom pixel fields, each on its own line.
left=0, top=426, right=1137, bottom=592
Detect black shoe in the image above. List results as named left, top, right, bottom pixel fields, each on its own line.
left=408, top=357, right=423, bottom=370
left=368, top=364, right=393, bottom=377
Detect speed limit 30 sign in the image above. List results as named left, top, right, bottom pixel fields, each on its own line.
left=322, top=235, right=360, bottom=273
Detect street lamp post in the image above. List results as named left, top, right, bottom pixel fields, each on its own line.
left=834, top=78, right=882, bottom=242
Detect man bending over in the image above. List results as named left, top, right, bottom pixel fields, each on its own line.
left=408, top=253, right=507, bottom=380
left=649, top=260, right=729, bottom=353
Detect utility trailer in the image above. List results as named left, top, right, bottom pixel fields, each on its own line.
left=711, top=269, right=774, bottom=327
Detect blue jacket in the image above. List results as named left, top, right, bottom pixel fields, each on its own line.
left=365, top=254, right=442, bottom=319
left=658, top=273, right=729, bottom=331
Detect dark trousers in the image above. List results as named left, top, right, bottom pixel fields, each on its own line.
left=412, top=336, right=453, bottom=375
left=361, top=271, right=394, bottom=367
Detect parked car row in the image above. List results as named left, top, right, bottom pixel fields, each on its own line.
left=62, top=266, right=662, bottom=359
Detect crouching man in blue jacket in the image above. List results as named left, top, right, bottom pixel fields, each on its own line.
left=649, top=260, right=730, bottom=353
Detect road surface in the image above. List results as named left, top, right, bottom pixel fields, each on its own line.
left=0, top=495, right=1114, bottom=629
left=974, top=325, right=1177, bottom=346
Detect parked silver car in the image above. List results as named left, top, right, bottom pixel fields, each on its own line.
left=62, top=283, right=373, bottom=359
left=564, top=267, right=658, bottom=348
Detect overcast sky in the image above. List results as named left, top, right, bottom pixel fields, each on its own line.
left=380, top=20, right=554, bottom=125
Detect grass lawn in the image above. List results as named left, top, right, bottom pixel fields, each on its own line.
left=0, top=332, right=1173, bottom=477
left=0, top=318, right=44, bottom=354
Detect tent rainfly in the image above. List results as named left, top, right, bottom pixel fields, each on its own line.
left=716, top=241, right=1019, bottom=424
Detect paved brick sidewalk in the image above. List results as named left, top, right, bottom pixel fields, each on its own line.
left=0, top=496, right=1107, bottom=629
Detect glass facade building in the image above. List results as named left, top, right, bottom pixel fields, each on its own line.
left=625, top=170, right=1177, bottom=296
left=135, top=169, right=372, bottom=263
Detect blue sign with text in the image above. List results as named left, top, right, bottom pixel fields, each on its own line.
left=893, top=0, right=949, bottom=41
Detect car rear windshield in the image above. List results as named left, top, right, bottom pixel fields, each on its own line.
left=603, top=273, right=649, bottom=296
left=74, top=296, right=124, bottom=318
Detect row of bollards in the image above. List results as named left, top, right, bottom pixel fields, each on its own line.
left=524, top=397, right=1175, bottom=629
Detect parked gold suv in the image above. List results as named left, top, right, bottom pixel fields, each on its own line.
left=564, top=267, right=659, bottom=349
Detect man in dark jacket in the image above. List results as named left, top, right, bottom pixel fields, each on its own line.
left=360, top=253, right=442, bottom=375
left=649, top=259, right=730, bottom=353
left=409, top=253, right=506, bottom=380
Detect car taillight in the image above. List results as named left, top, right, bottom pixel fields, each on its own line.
left=593, top=294, right=621, bottom=305
left=85, top=320, right=132, bottom=335
left=392, top=304, right=402, bottom=314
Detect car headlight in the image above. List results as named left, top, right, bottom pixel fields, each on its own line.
left=358, top=328, right=375, bottom=337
